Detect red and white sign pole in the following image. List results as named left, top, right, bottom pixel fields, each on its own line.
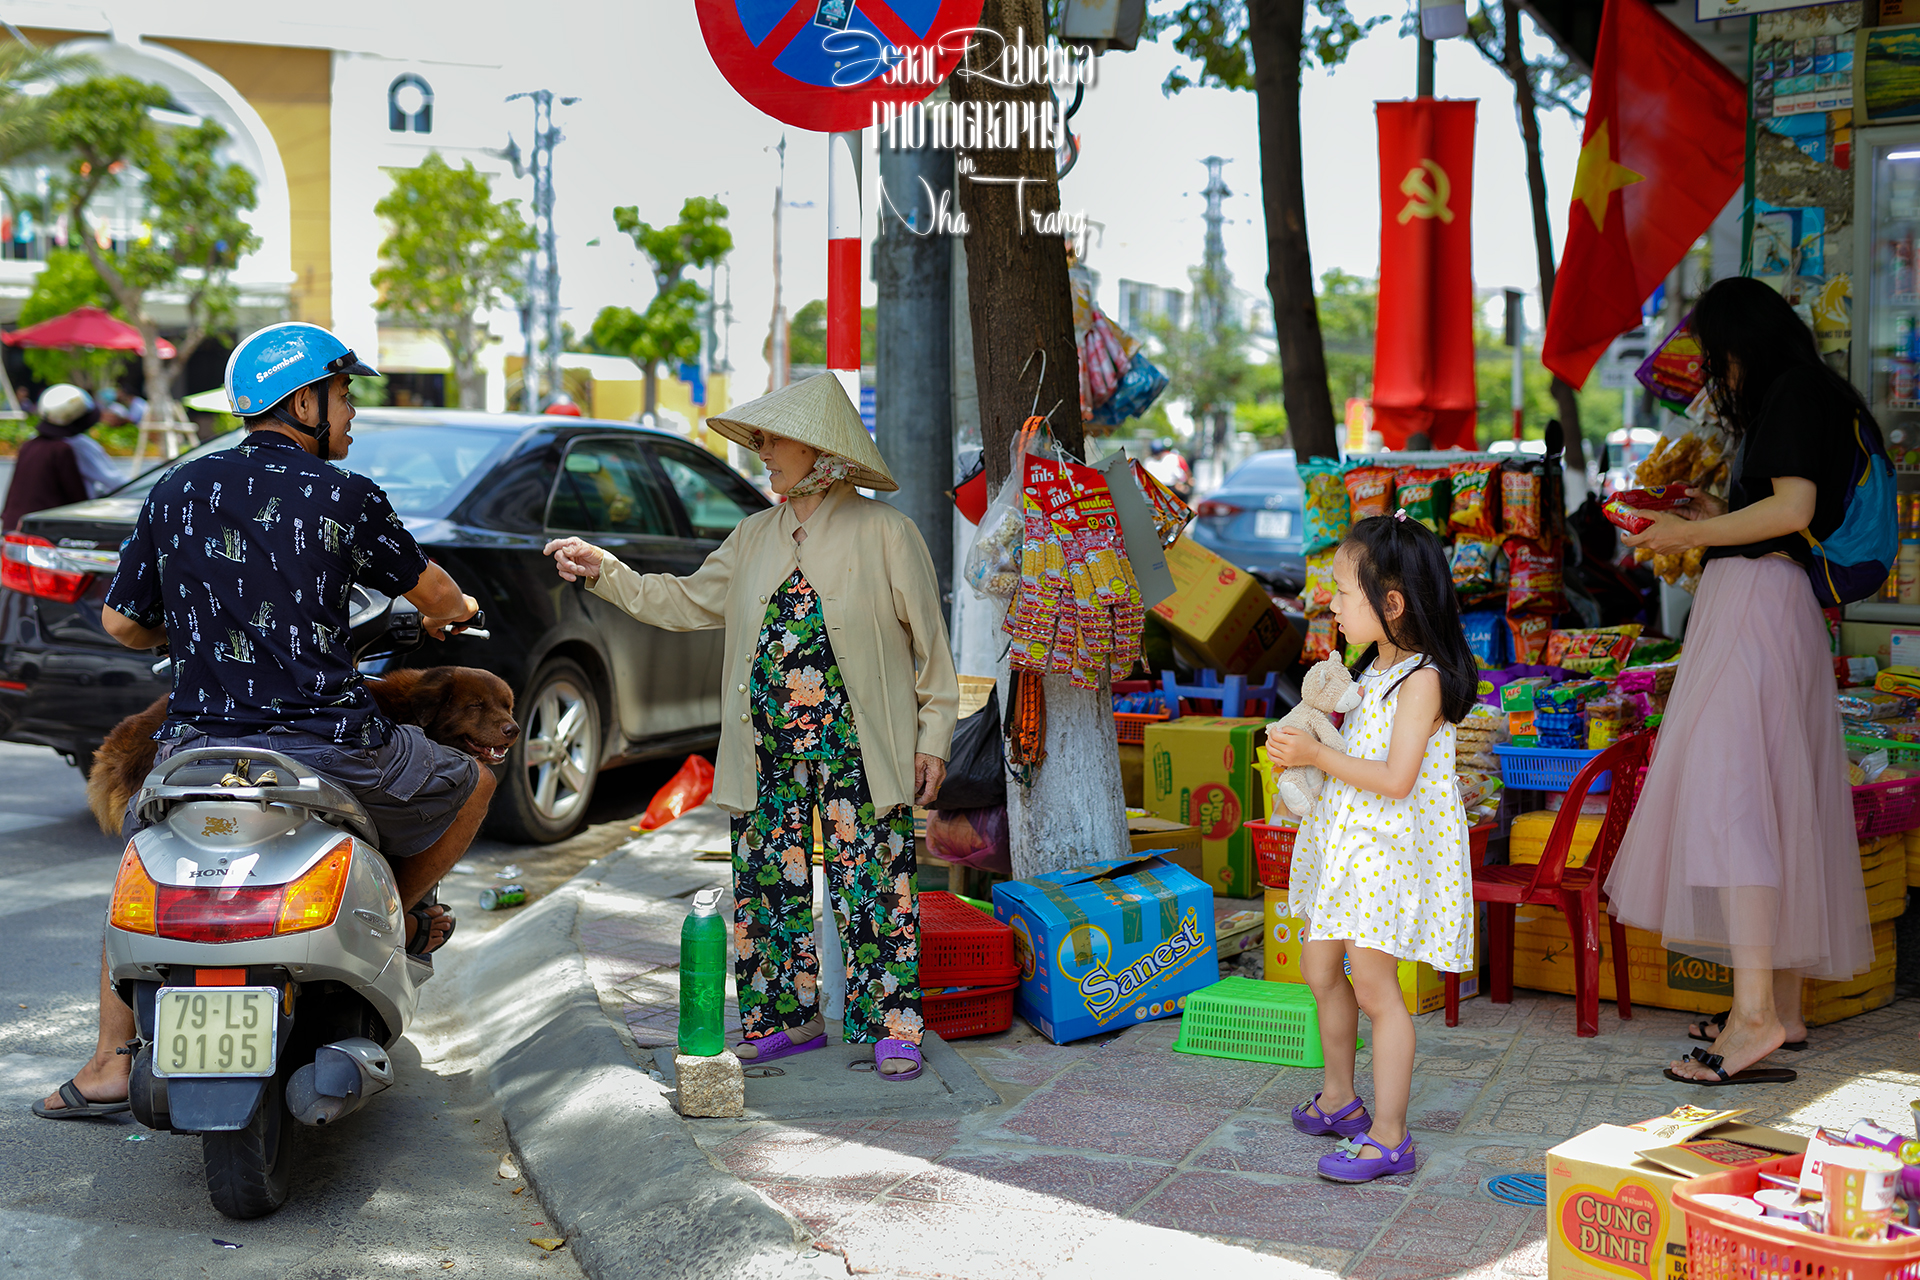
left=826, top=128, right=862, bottom=407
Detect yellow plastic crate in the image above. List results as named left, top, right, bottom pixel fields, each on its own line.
left=1507, top=810, right=1604, bottom=869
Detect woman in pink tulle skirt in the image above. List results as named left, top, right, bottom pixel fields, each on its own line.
left=1608, top=277, right=1873, bottom=1086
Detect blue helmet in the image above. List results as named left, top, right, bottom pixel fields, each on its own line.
left=224, top=322, right=377, bottom=417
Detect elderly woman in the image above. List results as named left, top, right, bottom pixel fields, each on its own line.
left=545, top=374, right=959, bottom=1078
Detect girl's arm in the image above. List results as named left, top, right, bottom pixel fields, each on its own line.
left=1620, top=476, right=1817, bottom=556
left=1268, top=666, right=1442, bottom=801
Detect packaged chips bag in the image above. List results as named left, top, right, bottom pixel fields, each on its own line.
left=1545, top=625, right=1643, bottom=678
left=1506, top=613, right=1553, bottom=666
left=1343, top=464, right=1395, bottom=522
left=1501, top=462, right=1545, bottom=543
left=1304, top=613, right=1340, bottom=663
left=1450, top=536, right=1502, bottom=601
left=1393, top=465, right=1452, bottom=534
left=1505, top=538, right=1564, bottom=615
left=1299, top=458, right=1351, bottom=554
left=1462, top=610, right=1510, bottom=669
left=1303, top=548, right=1338, bottom=615
left=1449, top=460, right=1500, bottom=537
left=1601, top=485, right=1693, bottom=535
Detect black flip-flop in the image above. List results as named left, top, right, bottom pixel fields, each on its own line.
left=1686, top=1010, right=1807, bottom=1051
left=1662, top=1047, right=1798, bottom=1087
left=406, top=900, right=456, bottom=964
left=31, top=1079, right=130, bottom=1120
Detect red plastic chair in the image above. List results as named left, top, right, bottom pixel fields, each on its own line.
left=1443, top=730, right=1653, bottom=1037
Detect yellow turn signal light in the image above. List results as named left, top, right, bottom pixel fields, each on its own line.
left=276, top=838, right=353, bottom=935
left=108, top=842, right=157, bottom=935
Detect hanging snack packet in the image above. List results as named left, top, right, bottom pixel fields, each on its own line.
left=1298, top=458, right=1351, bottom=554
left=1393, top=466, right=1452, bottom=534
left=1450, top=536, right=1502, bottom=601
left=1343, top=464, right=1395, bottom=522
left=1462, top=611, right=1510, bottom=669
left=1545, top=625, right=1643, bottom=677
left=1506, top=538, right=1564, bottom=615
left=1501, top=462, right=1544, bottom=543
left=1304, top=613, right=1340, bottom=663
left=1303, top=548, right=1338, bottom=615
left=1449, top=461, right=1500, bottom=537
left=1507, top=613, right=1554, bottom=666
left=1130, top=459, right=1194, bottom=548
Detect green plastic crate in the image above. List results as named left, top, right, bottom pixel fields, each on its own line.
left=1846, top=734, right=1920, bottom=767
left=1171, top=976, right=1362, bottom=1068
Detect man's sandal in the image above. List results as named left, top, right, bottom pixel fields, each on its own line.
left=406, top=900, right=456, bottom=965
left=32, top=1079, right=129, bottom=1120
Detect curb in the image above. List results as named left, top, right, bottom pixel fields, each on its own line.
left=440, top=863, right=824, bottom=1280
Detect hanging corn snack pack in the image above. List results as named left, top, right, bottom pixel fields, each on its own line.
left=1343, top=464, right=1395, bottom=521
left=1450, top=536, right=1502, bottom=601
left=1304, top=614, right=1340, bottom=662
left=1393, top=466, right=1452, bottom=534
left=1506, top=613, right=1553, bottom=665
left=1506, top=538, right=1564, bottom=615
left=1449, top=460, right=1500, bottom=537
left=1131, top=458, right=1193, bottom=548
left=1299, top=458, right=1352, bottom=553
left=1303, top=548, right=1338, bottom=615
left=1500, top=462, right=1544, bottom=543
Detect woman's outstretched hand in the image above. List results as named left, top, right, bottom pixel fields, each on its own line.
left=913, top=753, right=947, bottom=807
left=544, top=536, right=606, bottom=584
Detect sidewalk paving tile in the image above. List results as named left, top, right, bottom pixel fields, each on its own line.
left=1131, top=1169, right=1405, bottom=1250
left=987, top=1089, right=1234, bottom=1161
left=1346, top=1197, right=1541, bottom=1280
left=1050, top=1046, right=1282, bottom=1109
left=820, top=1199, right=1103, bottom=1279
left=889, top=1152, right=1172, bottom=1218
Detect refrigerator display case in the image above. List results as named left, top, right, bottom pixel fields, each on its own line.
left=1851, top=127, right=1920, bottom=622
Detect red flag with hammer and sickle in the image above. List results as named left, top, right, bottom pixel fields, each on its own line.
left=1372, top=98, right=1479, bottom=450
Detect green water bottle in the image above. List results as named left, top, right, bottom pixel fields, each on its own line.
left=678, top=887, right=727, bottom=1056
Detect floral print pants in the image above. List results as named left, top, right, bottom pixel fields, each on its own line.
left=731, top=746, right=923, bottom=1046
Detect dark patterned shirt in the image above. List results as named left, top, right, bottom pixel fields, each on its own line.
left=102, top=432, right=429, bottom=744
left=748, top=571, right=857, bottom=760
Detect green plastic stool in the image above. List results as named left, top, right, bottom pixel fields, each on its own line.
left=1171, top=976, right=1362, bottom=1068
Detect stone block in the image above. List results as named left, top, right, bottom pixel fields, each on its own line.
left=674, top=1049, right=745, bottom=1118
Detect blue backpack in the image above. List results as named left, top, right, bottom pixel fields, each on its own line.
left=1801, top=412, right=1897, bottom=607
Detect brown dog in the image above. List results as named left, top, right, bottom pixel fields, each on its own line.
left=87, top=666, right=519, bottom=835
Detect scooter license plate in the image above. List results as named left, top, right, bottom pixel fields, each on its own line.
left=152, top=987, right=279, bottom=1077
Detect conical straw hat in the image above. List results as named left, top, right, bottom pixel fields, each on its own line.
left=704, top=373, right=897, bottom=492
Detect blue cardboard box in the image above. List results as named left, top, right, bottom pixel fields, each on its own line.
left=992, top=854, right=1217, bottom=1044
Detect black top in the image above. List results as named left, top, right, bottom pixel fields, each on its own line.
left=1705, top=367, right=1862, bottom=564
left=103, top=433, right=429, bottom=744
left=0, top=435, right=85, bottom=532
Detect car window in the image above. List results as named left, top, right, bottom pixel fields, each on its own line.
left=651, top=441, right=759, bottom=541
left=546, top=438, right=674, bottom=537
left=1226, top=454, right=1300, bottom=488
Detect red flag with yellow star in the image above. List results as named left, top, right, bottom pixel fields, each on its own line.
left=1539, top=0, right=1745, bottom=388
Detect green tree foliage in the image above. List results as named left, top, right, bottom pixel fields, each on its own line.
left=786, top=299, right=877, bottom=368
left=41, top=75, right=261, bottom=421
left=16, top=250, right=123, bottom=391
left=0, top=40, right=98, bottom=165
left=372, top=152, right=533, bottom=410
left=591, top=197, right=731, bottom=416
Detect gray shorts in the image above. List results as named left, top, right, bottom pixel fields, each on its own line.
left=130, top=724, right=480, bottom=858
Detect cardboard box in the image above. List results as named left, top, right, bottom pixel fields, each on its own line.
left=1890, top=628, right=1920, bottom=670
left=1118, top=742, right=1145, bottom=808
left=1152, top=535, right=1303, bottom=675
left=1128, top=814, right=1202, bottom=879
left=1262, top=889, right=1478, bottom=1015
left=993, top=855, right=1216, bottom=1044
left=1144, top=717, right=1270, bottom=898
left=1547, top=1119, right=1805, bottom=1280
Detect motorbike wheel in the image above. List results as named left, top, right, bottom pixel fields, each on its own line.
left=492, top=657, right=602, bottom=844
left=202, top=1071, right=292, bottom=1219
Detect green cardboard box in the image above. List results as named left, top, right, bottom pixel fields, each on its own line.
left=1143, top=717, right=1269, bottom=898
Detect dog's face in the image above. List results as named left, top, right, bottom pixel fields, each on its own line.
left=395, top=668, right=520, bottom=765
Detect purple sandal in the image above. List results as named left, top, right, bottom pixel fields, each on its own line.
left=735, top=1027, right=826, bottom=1063
left=875, top=1038, right=922, bottom=1081
left=1291, top=1092, right=1372, bottom=1138
left=1317, top=1132, right=1416, bottom=1183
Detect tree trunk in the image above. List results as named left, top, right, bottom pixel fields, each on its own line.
left=1248, top=0, right=1338, bottom=461
left=951, top=0, right=1130, bottom=878
left=1503, top=0, right=1586, bottom=475
left=644, top=364, right=659, bottom=418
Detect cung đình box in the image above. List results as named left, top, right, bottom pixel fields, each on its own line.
left=993, top=854, right=1216, bottom=1044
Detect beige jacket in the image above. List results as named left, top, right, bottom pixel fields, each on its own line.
left=588, top=481, right=959, bottom=815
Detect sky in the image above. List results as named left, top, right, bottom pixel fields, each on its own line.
left=453, top=0, right=1589, bottom=399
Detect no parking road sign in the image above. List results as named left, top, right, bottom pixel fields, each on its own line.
left=696, top=0, right=986, bottom=132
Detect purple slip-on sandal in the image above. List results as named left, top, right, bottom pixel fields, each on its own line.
left=1317, top=1132, right=1417, bottom=1183
left=736, top=1027, right=827, bottom=1063
left=875, top=1038, right=923, bottom=1081
left=1292, top=1092, right=1372, bottom=1138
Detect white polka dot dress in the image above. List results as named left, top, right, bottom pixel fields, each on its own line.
left=1288, top=653, right=1474, bottom=972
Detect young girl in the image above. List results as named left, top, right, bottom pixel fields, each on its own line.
left=1267, top=511, right=1477, bottom=1184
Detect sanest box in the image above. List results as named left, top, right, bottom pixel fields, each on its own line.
left=994, top=855, right=1216, bottom=1045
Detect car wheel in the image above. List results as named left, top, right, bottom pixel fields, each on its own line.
left=493, top=657, right=602, bottom=844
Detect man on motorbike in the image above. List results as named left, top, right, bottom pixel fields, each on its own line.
left=35, top=322, right=497, bottom=1120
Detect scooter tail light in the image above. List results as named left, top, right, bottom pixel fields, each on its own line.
left=107, top=842, right=157, bottom=935
left=276, top=838, right=354, bottom=935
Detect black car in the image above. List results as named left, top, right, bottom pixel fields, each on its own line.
left=0, top=408, right=770, bottom=842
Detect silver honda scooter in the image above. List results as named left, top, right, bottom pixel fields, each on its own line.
left=101, top=589, right=479, bottom=1219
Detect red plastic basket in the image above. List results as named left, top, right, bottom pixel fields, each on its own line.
left=1245, top=820, right=1296, bottom=889
left=919, top=891, right=1019, bottom=986
left=1115, top=711, right=1171, bottom=745
left=1674, top=1153, right=1920, bottom=1280
left=1853, top=777, right=1920, bottom=841
left=922, top=982, right=1017, bottom=1039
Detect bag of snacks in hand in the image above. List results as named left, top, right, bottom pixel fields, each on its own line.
left=1343, top=464, right=1395, bottom=522
left=1448, top=460, right=1500, bottom=537
left=1298, top=458, right=1351, bottom=554
left=1545, top=625, right=1643, bottom=678
left=1393, top=465, right=1452, bottom=534
left=1601, top=485, right=1693, bottom=535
